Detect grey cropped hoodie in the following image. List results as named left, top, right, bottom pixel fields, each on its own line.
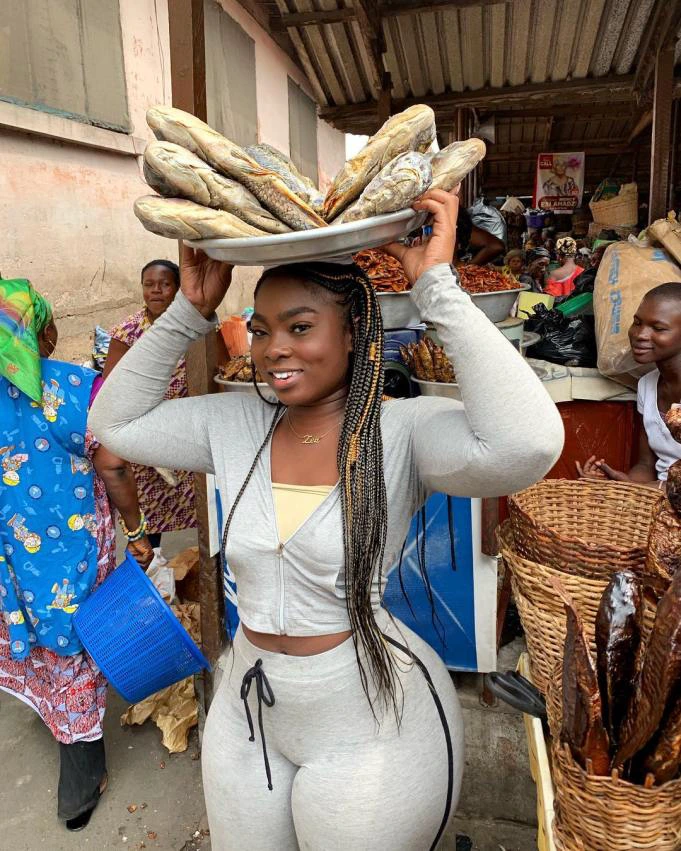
left=89, top=263, right=564, bottom=636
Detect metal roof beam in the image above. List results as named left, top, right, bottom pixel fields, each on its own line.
left=633, top=0, right=681, bottom=100
left=270, top=0, right=506, bottom=30
left=320, top=74, right=640, bottom=132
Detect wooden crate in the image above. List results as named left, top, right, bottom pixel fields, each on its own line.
left=518, top=653, right=556, bottom=851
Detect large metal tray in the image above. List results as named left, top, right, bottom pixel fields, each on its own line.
left=377, top=292, right=421, bottom=329
left=214, top=376, right=277, bottom=402
left=187, top=209, right=428, bottom=267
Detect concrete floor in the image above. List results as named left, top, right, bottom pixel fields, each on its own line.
left=1, top=528, right=538, bottom=850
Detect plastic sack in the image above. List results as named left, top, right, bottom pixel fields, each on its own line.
left=146, top=548, right=175, bottom=603
left=467, top=198, right=507, bottom=243
left=500, top=196, right=525, bottom=215
left=594, top=242, right=681, bottom=379
left=525, top=304, right=597, bottom=367
left=92, top=326, right=111, bottom=373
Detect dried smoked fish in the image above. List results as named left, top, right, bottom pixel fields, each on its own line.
left=615, top=567, right=681, bottom=766
left=552, top=577, right=611, bottom=775
left=646, top=460, right=681, bottom=580
left=643, top=696, right=681, bottom=784
left=595, top=571, right=643, bottom=746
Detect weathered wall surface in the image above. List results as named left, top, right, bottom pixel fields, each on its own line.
left=0, top=0, right=345, bottom=361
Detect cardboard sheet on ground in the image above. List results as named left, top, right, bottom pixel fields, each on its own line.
left=121, top=600, right=200, bottom=753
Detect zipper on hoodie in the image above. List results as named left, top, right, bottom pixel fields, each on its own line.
left=277, top=541, right=285, bottom=633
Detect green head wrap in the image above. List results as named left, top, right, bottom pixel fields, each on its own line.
left=0, top=278, right=53, bottom=402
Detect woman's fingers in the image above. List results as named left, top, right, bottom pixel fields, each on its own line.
left=382, top=241, right=409, bottom=263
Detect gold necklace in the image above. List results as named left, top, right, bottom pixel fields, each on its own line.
left=286, top=410, right=341, bottom=445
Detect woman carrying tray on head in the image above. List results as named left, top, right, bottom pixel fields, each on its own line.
left=90, top=189, right=563, bottom=850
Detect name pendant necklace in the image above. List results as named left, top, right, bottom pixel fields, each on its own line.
left=286, top=410, right=341, bottom=445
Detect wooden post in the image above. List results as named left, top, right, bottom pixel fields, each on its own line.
left=168, top=0, right=225, bottom=703
left=649, top=44, right=675, bottom=223
left=377, top=72, right=393, bottom=126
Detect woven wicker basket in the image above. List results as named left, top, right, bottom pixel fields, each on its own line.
left=499, top=522, right=609, bottom=692
left=589, top=182, right=638, bottom=228
left=508, top=479, right=662, bottom=580
left=546, top=665, right=681, bottom=851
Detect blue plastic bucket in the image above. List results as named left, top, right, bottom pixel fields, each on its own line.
left=74, top=552, right=210, bottom=703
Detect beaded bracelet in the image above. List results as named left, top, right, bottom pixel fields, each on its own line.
left=119, top=512, right=147, bottom=542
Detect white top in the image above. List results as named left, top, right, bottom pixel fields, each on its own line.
left=637, top=369, right=681, bottom=481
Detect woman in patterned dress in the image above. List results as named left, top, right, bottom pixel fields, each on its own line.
left=104, top=260, right=196, bottom=547
left=0, top=278, right=153, bottom=830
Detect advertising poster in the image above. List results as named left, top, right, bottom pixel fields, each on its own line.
left=533, top=152, right=585, bottom=212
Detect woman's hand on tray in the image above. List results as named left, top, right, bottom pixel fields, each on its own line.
left=181, top=246, right=233, bottom=318
left=382, top=187, right=459, bottom=285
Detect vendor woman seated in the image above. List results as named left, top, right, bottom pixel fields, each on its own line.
left=577, top=282, right=681, bottom=486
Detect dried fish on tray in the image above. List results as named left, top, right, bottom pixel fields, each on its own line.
left=354, top=249, right=411, bottom=293
left=401, top=337, right=455, bottom=384
left=429, top=139, right=487, bottom=192
left=245, top=143, right=324, bottom=214
left=646, top=460, right=681, bottom=580
left=133, top=196, right=267, bottom=241
left=146, top=106, right=325, bottom=231
left=323, top=104, right=436, bottom=221
left=338, top=152, right=432, bottom=223
left=456, top=264, right=519, bottom=294
left=143, top=141, right=291, bottom=234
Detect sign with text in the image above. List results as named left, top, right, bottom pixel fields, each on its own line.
left=533, top=152, right=585, bottom=212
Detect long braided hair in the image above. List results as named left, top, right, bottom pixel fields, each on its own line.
left=220, top=261, right=399, bottom=714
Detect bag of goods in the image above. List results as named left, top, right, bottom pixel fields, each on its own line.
left=594, top=241, right=681, bottom=380
left=220, top=315, right=249, bottom=357
left=648, top=216, right=681, bottom=268
left=525, top=304, right=597, bottom=367
left=467, top=197, right=506, bottom=243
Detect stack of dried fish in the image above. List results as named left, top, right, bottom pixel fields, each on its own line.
left=354, top=249, right=411, bottom=292
left=133, top=104, right=487, bottom=241
left=556, top=556, right=681, bottom=786
left=217, top=355, right=261, bottom=383
left=400, top=337, right=455, bottom=383
left=456, top=264, right=519, bottom=294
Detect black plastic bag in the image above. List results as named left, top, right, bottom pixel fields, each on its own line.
left=525, top=304, right=597, bottom=367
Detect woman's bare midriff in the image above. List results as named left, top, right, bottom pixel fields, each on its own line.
left=242, top=625, right=352, bottom=656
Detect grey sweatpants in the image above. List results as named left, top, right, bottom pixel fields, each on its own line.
left=202, top=609, right=464, bottom=850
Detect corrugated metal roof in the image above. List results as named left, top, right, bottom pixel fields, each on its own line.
left=251, top=0, right=679, bottom=194
left=270, top=0, right=662, bottom=110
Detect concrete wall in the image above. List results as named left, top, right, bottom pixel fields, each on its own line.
left=0, top=0, right=346, bottom=361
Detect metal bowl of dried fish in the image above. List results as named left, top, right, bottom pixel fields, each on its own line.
left=411, top=377, right=462, bottom=401
left=467, top=283, right=530, bottom=323
left=377, top=292, right=421, bottom=329
left=215, top=355, right=276, bottom=401
left=186, top=208, right=428, bottom=267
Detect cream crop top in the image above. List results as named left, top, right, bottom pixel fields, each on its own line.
left=272, top=483, right=335, bottom=542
